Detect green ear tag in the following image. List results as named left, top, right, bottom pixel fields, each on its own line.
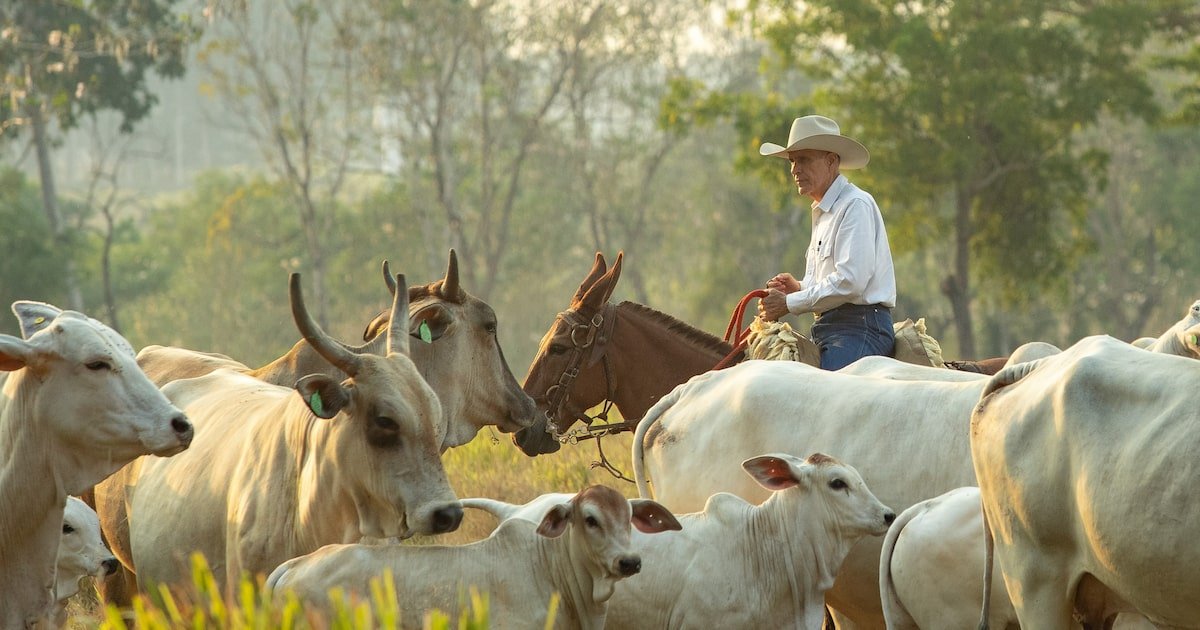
left=1190, top=333, right=1198, bottom=347
left=309, top=391, right=324, bottom=416
left=34, top=316, right=45, bottom=325
left=419, top=321, right=433, bottom=343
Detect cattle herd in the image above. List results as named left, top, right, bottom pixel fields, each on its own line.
left=4, top=250, right=1200, bottom=629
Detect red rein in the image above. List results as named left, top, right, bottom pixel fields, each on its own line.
left=713, top=289, right=770, bottom=370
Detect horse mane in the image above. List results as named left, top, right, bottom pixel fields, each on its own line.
left=616, top=301, right=733, bottom=354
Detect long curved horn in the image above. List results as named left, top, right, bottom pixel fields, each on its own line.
left=387, top=273, right=411, bottom=356
left=382, top=259, right=397, bottom=296
left=290, top=273, right=361, bottom=377
left=438, top=249, right=462, bottom=302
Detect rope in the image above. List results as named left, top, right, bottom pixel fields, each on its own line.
left=714, top=289, right=769, bottom=370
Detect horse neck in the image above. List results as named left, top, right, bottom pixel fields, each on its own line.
left=605, top=304, right=731, bottom=420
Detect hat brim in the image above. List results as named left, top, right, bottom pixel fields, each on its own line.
left=759, top=134, right=870, bottom=169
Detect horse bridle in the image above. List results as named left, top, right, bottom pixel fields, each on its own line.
left=542, top=303, right=621, bottom=442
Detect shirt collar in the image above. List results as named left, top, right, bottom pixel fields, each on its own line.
left=812, top=174, right=849, bottom=213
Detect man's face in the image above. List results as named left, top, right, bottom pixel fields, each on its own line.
left=787, top=149, right=838, bottom=199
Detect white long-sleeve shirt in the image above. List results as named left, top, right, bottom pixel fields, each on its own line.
left=786, top=174, right=897, bottom=315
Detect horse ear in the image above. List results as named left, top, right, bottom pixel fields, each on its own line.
left=571, top=252, right=608, bottom=306
left=598, top=251, right=623, bottom=305
left=579, top=251, right=622, bottom=312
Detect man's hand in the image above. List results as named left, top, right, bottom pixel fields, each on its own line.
left=766, top=272, right=800, bottom=293
left=760, top=288, right=790, bottom=322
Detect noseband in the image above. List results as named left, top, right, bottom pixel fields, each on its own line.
left=542, top=304, right=617, bottom=440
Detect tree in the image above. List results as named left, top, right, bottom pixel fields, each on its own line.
left=703, top=0, right=1198, bottom=356
left=0, top=0, right=198, bottom=311
left=198, top=0, right=369, bottom=327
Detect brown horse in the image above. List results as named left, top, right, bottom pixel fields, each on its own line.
left=514, top=251, right=1013, bottom=456
left=514, top=252, right=735, bottom=455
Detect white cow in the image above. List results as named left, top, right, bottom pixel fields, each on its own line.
left=840, top=355, right=986, bottom=381
left=0, top=301, right=192, bottom=627
left=53, top=496, right=118, bottom=625
left=632, top=359, right=992, bottom=628
left=1133, top=298, right=1200, bottom=358
left=106, top=273, right=461, bottom=594
left=880, top=487, right=1017, bottom=629
left=267, top=484, right=680, bottom=629
left=467, top=452, right=894, bottom=629
left=973, top=335, right=1200, bottom=628
left=880, top=486, right=1155, bottom=630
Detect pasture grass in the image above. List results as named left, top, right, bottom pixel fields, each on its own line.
left=66, top=425, right=639, bottom=628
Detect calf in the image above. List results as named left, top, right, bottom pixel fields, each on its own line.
left=53, top=496, right=118, bottom=625
left=267, top=485, right=679, bottom=629
left=467, top=453, right=894, bottom=630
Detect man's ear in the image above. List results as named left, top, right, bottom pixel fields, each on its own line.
left=295, top=374, right=351, bottom=419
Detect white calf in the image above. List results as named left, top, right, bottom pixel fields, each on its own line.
left=267, top=484, right=680, bottom=629
left=467, top=453, right=895, bottom=630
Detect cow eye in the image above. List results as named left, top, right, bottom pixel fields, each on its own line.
left=485, top=321, right=498, bottom=335
left=62, top=522, right=75, bottom=534
left=585, top=515, right=599, bottom=528
left=366, top=416, right=402, bottom=448
left=829, top=478, right=848, bottom=491
left=86, top=360, right=112, bottom=371
left=373, top=416, right=399, bottom=432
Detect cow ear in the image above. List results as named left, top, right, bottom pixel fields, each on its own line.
left=0, top=335, right=32, bottom=372
left=742, top=455, right=802, bottom=491
left=629, top=499, right=681, bottom=534
left=12, top=301, right=62, bottom=340
left=295, top=374, right=351, bottom=419
left=409, top=304, right=452, bottom=344
left=1181, top=323, right=1200, bottom=357
left=362, top=309, right=389, bottom=342
left=535, top=503, right=572, bottom=538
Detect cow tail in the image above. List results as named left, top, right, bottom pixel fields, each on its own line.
left=879, top=502, right=924, bottom=630
left=633, top=385, right=686, bottom=499
left=977, top=504, right=995, bottom=630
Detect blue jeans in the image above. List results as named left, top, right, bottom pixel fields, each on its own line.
left=811, top=304, right=895, bottom=370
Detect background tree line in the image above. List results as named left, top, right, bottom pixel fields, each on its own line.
left=2, top=0, right=1199, bottom=375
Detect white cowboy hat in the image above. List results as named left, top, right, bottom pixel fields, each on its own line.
left=759, top=115, right=870, bottom=169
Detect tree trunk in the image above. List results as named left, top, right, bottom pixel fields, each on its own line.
left=28, top=98, right=84, bottom=311
left=942, top=184, right=976, bottom=358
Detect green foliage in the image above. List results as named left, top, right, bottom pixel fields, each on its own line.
left=1, top=0, right=201, bottom=135
left=0, top=169, right=66, bottom=334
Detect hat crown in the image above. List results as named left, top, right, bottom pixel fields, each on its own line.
left=759, top=113, right=870, bottom=168
left=788, top=115, right=842, bottom=145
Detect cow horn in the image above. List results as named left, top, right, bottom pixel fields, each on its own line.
left=386, top=273, right=411, bottom=356
left=289, top=273, right=361, bottom=377
left=439, top=249, right=462, bottom=302
left=381, top=259, right=397, bottom=296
